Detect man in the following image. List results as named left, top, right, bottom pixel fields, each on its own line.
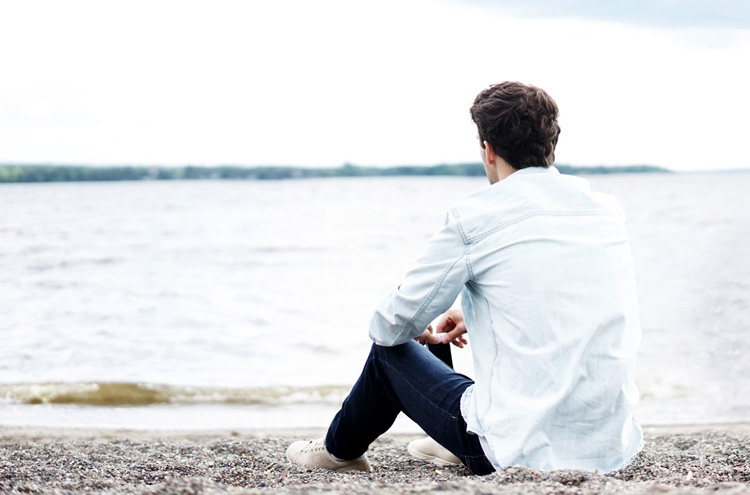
left=287, top=82, right=643, bottom=474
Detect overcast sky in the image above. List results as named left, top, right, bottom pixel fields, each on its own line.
left=1, top=0, right=749, bottom=171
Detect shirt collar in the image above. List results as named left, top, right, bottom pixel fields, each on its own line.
left=512, top=165, right=559, bottom=176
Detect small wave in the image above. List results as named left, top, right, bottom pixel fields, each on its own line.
left=0, top=382, right=350, bottom=407
left=27, top=257, right=123, bottom=272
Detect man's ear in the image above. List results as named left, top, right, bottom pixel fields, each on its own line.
left=483, top=141, right=497, bottom=165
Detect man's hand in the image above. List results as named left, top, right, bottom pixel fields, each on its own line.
left=413, top=309, right=468, bottom=348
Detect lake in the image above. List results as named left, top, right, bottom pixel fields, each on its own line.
left=1, top=172, right=748, bottom=430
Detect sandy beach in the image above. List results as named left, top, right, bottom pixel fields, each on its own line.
left=1, top=424, right=749, bottom=495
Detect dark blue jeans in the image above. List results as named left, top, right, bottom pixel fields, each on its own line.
left=325, top=341, right=496, bottom=475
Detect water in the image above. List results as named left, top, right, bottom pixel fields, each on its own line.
left=1, top=173, right=749, bottom=430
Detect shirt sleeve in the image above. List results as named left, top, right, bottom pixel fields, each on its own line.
left=368, top=211, right=471, bottom=346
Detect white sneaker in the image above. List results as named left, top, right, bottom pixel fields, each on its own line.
left=407, top=437, right=461, bottom=466
left=286, top=437, right=373, bottom=472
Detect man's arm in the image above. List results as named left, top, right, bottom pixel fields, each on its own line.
left=369, top=213, right=471, bottom=346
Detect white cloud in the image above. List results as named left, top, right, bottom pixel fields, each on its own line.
left=0, top=0, right=748, bottom=170
left=456, top=0, right=750, bottom=30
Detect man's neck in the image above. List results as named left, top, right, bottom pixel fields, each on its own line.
left=487, top=160, right=517, bottom=184
left=495, top=162, right=517, bottom=182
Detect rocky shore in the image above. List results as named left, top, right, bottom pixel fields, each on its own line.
left=1, top=425, right=749, bottom=495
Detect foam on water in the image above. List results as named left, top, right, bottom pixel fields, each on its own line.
left=0, top=382, right=349, bottom=407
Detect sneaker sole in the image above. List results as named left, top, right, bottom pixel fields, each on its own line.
left=333, top=461, right=372, bottom=472
left=407, top=443, right=461, bottom=466
left=287, top=452, right=372, bottom=472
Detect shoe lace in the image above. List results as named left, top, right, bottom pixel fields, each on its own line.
left=302, top=437, right=327, bottom=453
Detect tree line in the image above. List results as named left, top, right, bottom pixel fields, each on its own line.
left=0, top=163, right=670, bottom=184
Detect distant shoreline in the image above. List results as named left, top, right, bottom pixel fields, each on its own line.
left=0, top=163, right=672, bottom=184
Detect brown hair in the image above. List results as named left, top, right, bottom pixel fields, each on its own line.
left=470, top=82, right=561, bottom=170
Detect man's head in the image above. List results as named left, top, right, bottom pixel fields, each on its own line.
left=470, top=82, right=560, bottom=171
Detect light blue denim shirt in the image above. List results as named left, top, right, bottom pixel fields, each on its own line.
left=369, top=166, right=643, bottom=472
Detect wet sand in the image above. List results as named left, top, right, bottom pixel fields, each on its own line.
left=1, top=424, right=749, bottom=495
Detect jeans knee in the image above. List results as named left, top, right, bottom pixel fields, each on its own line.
left=371, top=342, right=397, bottom=358
left=371, top=340, right=421, bottom=362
